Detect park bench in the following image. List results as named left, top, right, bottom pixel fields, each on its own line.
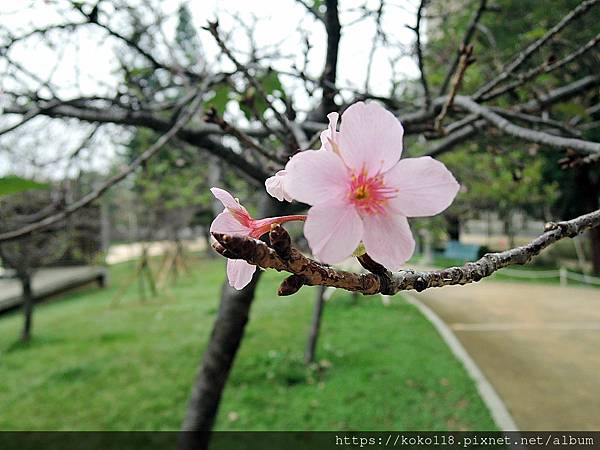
left=443, top=240, right=481, bottom=261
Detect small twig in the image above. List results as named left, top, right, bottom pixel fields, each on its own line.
left=294, top=0, right=325, bottom=23
left=204, top=21, right=300, bottom=152
left=434, top=44, right=475, bottom=132
left=481, top=31, right=600, bottom=102
left=413, top=0, right=431, bottom=110
left=204, top=108, right=284, bottom=166
left=439, top=0, right=487, bottom=96
left=474, top=0, right=600, bottom=100
left=453, top=95, right=600, bottom=155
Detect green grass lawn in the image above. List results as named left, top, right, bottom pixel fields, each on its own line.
left=0, top=256, right=496, bottom=431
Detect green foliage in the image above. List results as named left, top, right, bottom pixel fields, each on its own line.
left=0, top=258, right=496, bottom=430
left=205, top=84, right=230, bottom=116
left=0, top=175, right=49, bottom=197
left=239, top=70, right=286, bottom=120
left=126, top=128, right=212, bottom=230
left=441, top=145, right=559, bottom=219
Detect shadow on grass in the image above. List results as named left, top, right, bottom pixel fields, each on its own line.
left=4, top=335, right=67, bottom=354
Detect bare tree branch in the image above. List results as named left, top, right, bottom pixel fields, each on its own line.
left=204, top=108, right=284, bottom=167
left=3, top=100, right=270, bottom=183
left=212, top=209, right=600, bottom=296
left=439, top=0, right=487, bottom=95
left=474, top=0, right=600, bottom=100
left=434, top=44, right=474, bottom=131
left=453, top=95, right=600, bottom=155
left=0, top=89, right=206, bottom=243
left=425, top=119, right=484, bottom=157
left=204, top=21, right=300, bottom=151
left=480, top=31, right=600, bottom=102
left=412, top=0, right=431, bottom=109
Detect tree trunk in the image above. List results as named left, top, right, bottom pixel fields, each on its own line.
left=178, top=271, right=262, bottom=449
left=305, top=285, right=326, bottom=364
left=179, top=196, right=287, bottom=450
left=503, top=213, right=515, bottom=249
left=589, top=227, right=600, bottom=275
left=445, top=214, right=460, bottom=241
left=20, top=273, right=33, bottom=342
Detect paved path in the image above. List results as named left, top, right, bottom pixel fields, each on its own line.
left=106, top=238, right=206, bottom=264
left=0, top=266, right=106, bottom=313
left=413, top=281, right=600, bottom=431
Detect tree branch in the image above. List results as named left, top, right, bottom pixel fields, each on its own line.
left=453, top=95, right=600, bottom=155
left=212, top=209, right=600, bottom=296
left=413, top=0, right=431, bottom=109
left=294, top=0, right=324, bottom=22
left=434, top=44, right=474, bottom=131
left=0, top=90, right=206, bottom=243
left=473, top=0, right=600, bottom=100
left=204, top=21, right=299, bottom=151
left=3, top=100, right=270, bottom=183
left=439, top=0, right=487, bottom=96
left=480, top=31, right=600, bottom=102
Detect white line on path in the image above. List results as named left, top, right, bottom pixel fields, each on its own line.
left=451, top=322, right=600, bottom=331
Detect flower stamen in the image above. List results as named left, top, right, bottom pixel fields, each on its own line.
left=349, top=170, right=397, bottom=215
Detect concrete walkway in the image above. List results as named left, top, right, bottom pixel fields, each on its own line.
left=413, top=281, right=600, bottom=430
left=0, top=266, right=106, bottom=313
left=106, top=238, right=206, bottom=264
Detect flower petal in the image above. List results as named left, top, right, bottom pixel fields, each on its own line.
left=362, top=213, right=415, bottom=270
left=210, top=211, right=251, bottom=236
left=284, top=149, right=349, bottom=205
left=227, top=259, right=256, bottom=290
left=304, top=201, right=364, bottom=264
left=338, top=101, right=404, bottom=174
left=265, top=170, right=293, bottom=202
left=320, top=112, right=339, bottom=151
left=210, top=187, right=248, bottom=213
left=385, top=157, right=460, bottom=217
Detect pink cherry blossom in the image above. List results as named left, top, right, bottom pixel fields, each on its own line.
left=283, top=101, right=460, bottom=270
left=265, top=170, right=293, bottom=202
left=209, top=187, right=305, bottom=289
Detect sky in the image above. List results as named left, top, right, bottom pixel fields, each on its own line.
left=0, top=0, right=421, bottom=178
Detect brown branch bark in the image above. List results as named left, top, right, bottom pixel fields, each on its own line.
left=212, top=209, right=600, bottom=296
